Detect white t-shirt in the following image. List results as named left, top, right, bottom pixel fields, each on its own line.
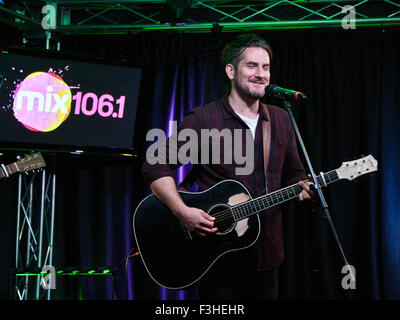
left=234, top=112, right=259, bottom=139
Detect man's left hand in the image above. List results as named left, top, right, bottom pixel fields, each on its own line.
left=298, top=174, right=316, bottom=201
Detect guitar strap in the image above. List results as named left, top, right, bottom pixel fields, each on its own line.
left=261, top=103, right=271, bottom=194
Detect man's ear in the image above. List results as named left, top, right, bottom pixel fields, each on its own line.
left=225, top=64, right=235, bottom=80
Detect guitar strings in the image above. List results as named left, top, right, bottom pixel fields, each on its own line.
left=209, top=183, right=304, bottom=223
left=208, top=171, right=336, bottom=224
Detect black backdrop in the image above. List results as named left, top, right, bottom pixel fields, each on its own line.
left=1, top=26, right=399, bottom=300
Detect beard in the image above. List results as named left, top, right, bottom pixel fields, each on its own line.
left=233, top=77, right=266, bottom=100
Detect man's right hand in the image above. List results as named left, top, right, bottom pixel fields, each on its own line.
left=150, top=176, right=218, bottom=237
left=175, top=205, right=218, bottom=237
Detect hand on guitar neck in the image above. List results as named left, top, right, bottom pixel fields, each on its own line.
left=298, top=174, right=316, bottom=201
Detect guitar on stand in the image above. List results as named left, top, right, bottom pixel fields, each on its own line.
left=0, top=152, right=46, bottom=179
left=133, top=155, right=378, bottom=289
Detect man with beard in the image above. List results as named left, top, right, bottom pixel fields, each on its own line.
left=142, top=33, right=314, bottom=299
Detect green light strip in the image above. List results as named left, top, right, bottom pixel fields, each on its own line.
left=16, top=272, right=48, bottom=276
left=16, top=272, right=112, bottom=276
left=56, top=17, right=400, bottom=33
left=16, top=269, right=113, bottom=276
left=139, top=18, right=400, bottom=31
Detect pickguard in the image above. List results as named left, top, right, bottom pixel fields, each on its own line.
left=228, top=193, right=250, bottom=237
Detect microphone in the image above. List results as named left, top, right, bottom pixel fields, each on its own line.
left=265, top=84, right=307, bottom=101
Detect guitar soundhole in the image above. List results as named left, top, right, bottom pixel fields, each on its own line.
left=208, top=204, right=235, bottom=235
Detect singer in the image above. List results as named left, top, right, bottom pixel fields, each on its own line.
left=141, top=33, right=315, bottom=299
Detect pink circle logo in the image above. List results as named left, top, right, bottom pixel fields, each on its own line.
left=13, top=71, right=72, bottom=132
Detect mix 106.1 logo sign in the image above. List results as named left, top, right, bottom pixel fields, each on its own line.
left=13, top=71, right=126, bottom=132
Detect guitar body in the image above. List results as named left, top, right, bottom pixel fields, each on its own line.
left=133, top=180, right=260, bottom=289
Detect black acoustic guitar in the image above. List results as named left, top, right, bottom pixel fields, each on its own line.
left=133, top=155, right=377, bottom=289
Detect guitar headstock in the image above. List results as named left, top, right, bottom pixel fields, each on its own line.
left=336, top=155, right=378, bottom=181
left=16, top=152, right=46, bottom=173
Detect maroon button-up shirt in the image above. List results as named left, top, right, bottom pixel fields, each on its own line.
left=142, top=95, right=306, bottom=270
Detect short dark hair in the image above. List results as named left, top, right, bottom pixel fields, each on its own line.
left=222, top=33, right=273, bottom=68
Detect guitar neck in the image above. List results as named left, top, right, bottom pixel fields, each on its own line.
left=231, top=170, right=339, bottom=221
left=0, top=152, right=46, bottom=179
left=0, top=162, right=19, bottom=179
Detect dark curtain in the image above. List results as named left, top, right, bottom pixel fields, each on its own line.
left=1, top=27, right=399, bottom=300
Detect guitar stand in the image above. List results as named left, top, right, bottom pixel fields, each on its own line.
left=282, top=99, right=355, bottom=283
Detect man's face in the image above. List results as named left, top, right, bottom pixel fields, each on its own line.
left=229, top=47, right=271, bottom=100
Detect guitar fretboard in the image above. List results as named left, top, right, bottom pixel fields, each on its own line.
left=231, top=170, right=339, bottom=220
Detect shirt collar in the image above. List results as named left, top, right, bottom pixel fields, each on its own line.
left=222, top=94, right=270, bottom=121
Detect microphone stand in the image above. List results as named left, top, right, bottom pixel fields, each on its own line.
left=282, top=99, right=355, bottom=282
